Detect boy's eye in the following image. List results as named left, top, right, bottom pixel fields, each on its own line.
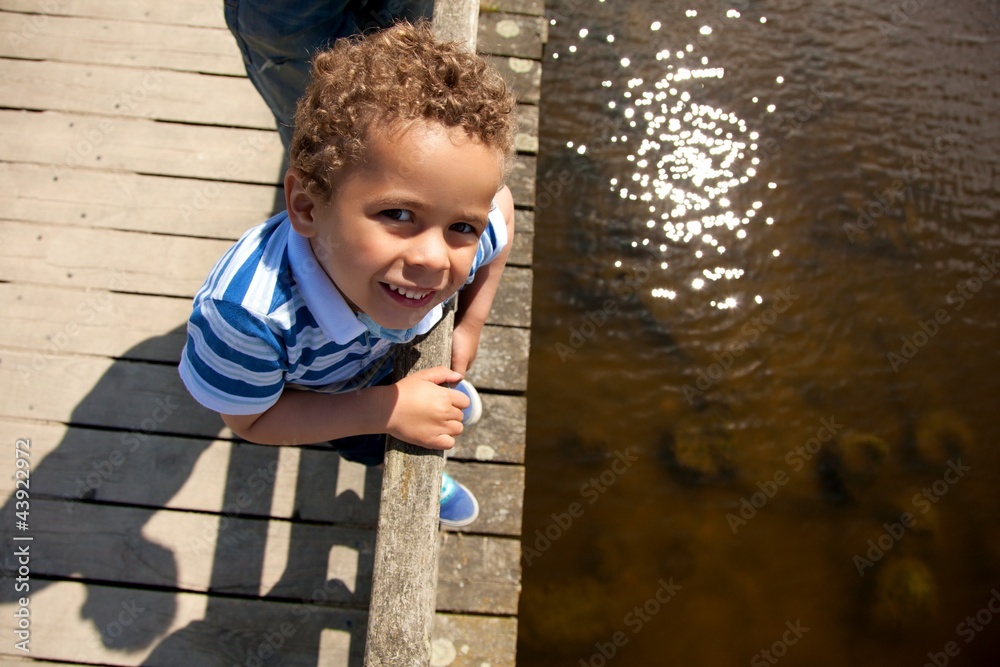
left=382, top=209, right=412, bottom=221
left=450, top=222, right=480, bottom=235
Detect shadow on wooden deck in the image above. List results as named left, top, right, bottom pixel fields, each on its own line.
left=1, top=327, right=379, bottom=664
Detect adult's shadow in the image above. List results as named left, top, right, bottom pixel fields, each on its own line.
left=0, top=325, right=380, bottom=665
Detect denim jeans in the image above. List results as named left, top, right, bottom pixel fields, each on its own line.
left=325, top=432, right=387, bottom=466
left=224, top=0, right=435, bottom=148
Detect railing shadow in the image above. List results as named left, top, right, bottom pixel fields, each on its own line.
left=1, top=325, right=380, bottom=665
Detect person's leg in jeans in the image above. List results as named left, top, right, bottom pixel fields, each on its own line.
left=224, top=0, right=435, bottom=149
left=327, top=432, right=387, bottom=467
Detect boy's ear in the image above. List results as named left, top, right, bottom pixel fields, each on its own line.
left=284, top=168, right=319, bottom=238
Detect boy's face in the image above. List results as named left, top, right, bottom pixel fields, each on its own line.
left=290, top=121, right=503, bottom=330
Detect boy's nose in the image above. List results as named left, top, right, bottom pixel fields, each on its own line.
left=406, top=230, right=450, bottom=273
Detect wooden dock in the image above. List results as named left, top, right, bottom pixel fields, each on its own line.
left=0, top=0, right=544, bottom=664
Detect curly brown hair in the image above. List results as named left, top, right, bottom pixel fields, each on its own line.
left=290, top=20, right=517, bottom=200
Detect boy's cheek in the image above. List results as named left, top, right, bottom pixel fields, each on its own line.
left=452, top=254, right=478, bottom=287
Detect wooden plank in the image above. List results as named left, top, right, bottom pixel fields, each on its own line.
left=0, top=351, right=223, bottom=437
left=515, top=207, right=535, bottom=235
left=432, top=614, right=517, bottom=667
left=465, top=325, right=530, bottom=392
left=0, top=425, right=520, bottom=535
left=492, top=266, right=533, bottom=328
left=0, top=420, right=382, bottom=527
left=483, top=0, right=545, bottom=16
left=451, top=394, right=527, bottom=463
left=509, top=153, right=538, bottom=208
left=0, top=283, right=192, bottom=363
left=516, top=102, right=540, bottom=154
left=478, top=13, right=547, bottom=59
left=0, top=0, right=228, bottom=28
left=0, top=13, right=244, bottom=75
left=509, top=208, right=535, bottom=267
left=0, top=163, right=280, bottom=241
left=0, top=421, right=230, bottom=512
left=1, top=59, right=274, bottom=128
left=510, top=230, right=534, bottom=267
left=0, top=580, right=512, bottom=666
left=432, top=0, right=479, bottom=49
left=0, top=579, right=369, bottom=666
left=0, top=498, right=517, bottom=612
left=487, top=54, right=542, bottom=104
left=0, top=498, right=374, bottom=602
left=0, top=110, right=285, bottom=185
left=437, top=534, right=521, bottom=615
left=0, top=219, right=232, bottom=298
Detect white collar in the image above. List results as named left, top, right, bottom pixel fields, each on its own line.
left=286, top=222, right=368, bottom=344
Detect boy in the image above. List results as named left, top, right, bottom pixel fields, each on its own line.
left=179, top=21, right=517, bottom=527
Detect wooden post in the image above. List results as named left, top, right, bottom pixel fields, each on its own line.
left=364, top=309, right=453, bottom=667
left=431, top=0, right=479, bottom=49
left=363, top=6, right=479, bottom=665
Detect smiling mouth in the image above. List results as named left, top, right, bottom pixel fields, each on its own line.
left=383, top=282, right=437, bottom=307
left=389, top=284, right=432, bottom=299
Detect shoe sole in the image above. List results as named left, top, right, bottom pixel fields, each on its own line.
left=439, top=481, right=480, bottom=528
left=458, top=379, right=483, bottom=427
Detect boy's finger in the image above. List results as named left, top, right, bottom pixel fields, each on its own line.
left=429, top=434, right=456, bottom=450
left=449, top=388, right=471, bottom=410
left=419, top=365, right=463, bottom=385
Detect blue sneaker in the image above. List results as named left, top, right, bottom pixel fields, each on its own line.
left=439, top=471, right=479, bottom=528
left=454, top=379, right=482, bottom=426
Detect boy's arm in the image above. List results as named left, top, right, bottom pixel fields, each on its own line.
left=222, top=366, right=469, bottom=450
left=451, top=185, right=516, bottom=376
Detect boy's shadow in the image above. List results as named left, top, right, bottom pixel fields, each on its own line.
left=1, top=325, right=380, bottom=665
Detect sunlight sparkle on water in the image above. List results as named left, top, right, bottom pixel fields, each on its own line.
left=556, top=3, right=785, bottom=308
left=710, top=297, right=739, bottom=310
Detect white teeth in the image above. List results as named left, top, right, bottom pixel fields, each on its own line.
left=389, top=284, right=431, bottom=300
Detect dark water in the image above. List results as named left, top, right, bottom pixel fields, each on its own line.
left=518, top=1, right=1000, bottom=665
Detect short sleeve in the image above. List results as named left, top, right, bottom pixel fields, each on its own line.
left=178, top=298, right=288, bottom=415
left=466, top=200, right=509, bottom=284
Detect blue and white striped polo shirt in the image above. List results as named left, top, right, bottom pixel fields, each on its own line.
left=179, top=205, right=507, bottom=416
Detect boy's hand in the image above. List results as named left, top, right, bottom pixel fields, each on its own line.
left=385, top=366, right=470, bottom=450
